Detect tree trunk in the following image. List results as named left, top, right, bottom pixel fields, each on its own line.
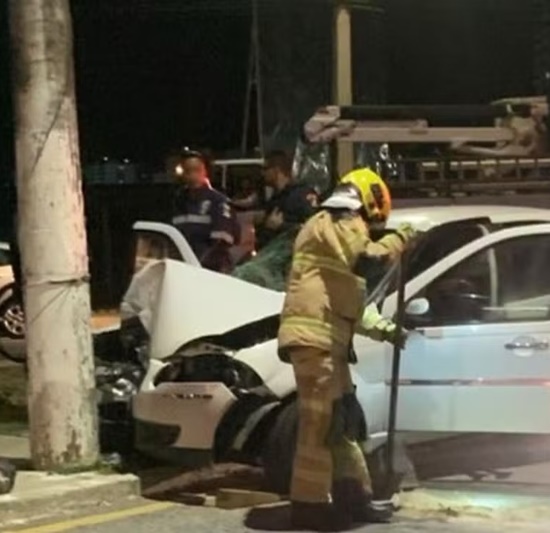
left=9, top=0, right=98, bottom=471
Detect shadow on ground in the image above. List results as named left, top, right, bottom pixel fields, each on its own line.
left=244, top=503, right=292, bottom=531
left=409, top=434, right=550, bottom=484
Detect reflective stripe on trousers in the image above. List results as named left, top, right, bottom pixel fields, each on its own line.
left=289, top=346, right=372, bottom=504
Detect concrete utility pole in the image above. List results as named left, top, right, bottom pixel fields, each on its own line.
left=9, top=0, right=99, bottom=471
left=334, top=1, right=354, bottom=176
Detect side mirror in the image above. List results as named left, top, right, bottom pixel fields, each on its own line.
left=405, top=297, right=430, bottom=317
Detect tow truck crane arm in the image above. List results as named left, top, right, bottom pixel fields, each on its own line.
left=304, top=99, right=548, bottom=147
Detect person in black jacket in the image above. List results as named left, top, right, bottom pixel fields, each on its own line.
left=256, top=150, right=318, bottom=249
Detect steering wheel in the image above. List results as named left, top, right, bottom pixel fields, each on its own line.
left=453, top=292, right=490, bottom=303
left=429, top=278, right=490, bottom=323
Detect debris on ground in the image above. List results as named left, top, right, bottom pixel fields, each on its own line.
left=399, top=488, right=550, bottom=523
left=142, top=463, right=264, bottom=504
left=216, top=488, right=281, bottom=509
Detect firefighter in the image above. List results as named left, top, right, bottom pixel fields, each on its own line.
left=171, top=149, right=240, bottom=273
left=277, top=168, right=417, bottom=531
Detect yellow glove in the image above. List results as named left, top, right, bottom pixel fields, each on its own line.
left=395, top=223, right=418, bottom=243
left=362, top=304, right=408, bottom=349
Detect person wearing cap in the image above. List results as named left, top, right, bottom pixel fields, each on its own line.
left=172, top=150, right=240, bottom=273
left=277, top=168, right=417, bottom=531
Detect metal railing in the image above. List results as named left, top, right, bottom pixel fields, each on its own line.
left=386, top=156, right=550, bottom=196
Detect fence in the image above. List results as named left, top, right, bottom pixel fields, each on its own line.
left=3, top=153, right=550, bottom=309
left=87, top=156, right=550, bottom=308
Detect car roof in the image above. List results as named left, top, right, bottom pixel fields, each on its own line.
left=387, top=205, right=550, bottom=231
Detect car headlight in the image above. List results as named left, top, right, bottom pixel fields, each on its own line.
left=111, top=378, right=138, bottom=399
left=95, top=360, right=144, bottom=401
left=95, top=365, right=123, bottom=386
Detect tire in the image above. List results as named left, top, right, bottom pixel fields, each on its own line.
left=262, top=401, right=298, bottom=495
left=0, top=293, right=25, bottom=340
left=366, top=439, right=419, bottom=497
left=261, top=399, right=418, bottom=497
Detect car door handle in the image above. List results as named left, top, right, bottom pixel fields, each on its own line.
left=505, top=340, right=549, bottom=351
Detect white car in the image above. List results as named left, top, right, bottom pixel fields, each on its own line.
left=0, top=242, right=24, bottom=340
left=113, top=205, right=550, bottom=489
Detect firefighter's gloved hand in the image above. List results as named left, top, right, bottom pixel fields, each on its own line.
left=379, top=320, right=409, bottom=350
left=395, top=223, right=419, bottom=243
left=362, top=304, right=408, bottom=349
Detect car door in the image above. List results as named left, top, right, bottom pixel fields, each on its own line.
left=383, top=223, right=550, bottom=434
left=354, top=220, right=490, bottom=439
left=132, top=221, right=200, bottom=272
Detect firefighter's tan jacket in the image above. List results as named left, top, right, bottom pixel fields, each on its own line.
left=278, top=209, right=406, bottom=360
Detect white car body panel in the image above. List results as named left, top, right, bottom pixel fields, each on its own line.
left=387, top=204, right=550, bottom=231
left=122, top=260, right=284, bottom=361
left=129, top=206, right=550, bottom=454
left=233, top=336, right=388, bottom=438
left=233, top=340, right=294, bottom=398
left=382, top=223, right=550, bottom=434
left=133, top=382, right=237, bottom=449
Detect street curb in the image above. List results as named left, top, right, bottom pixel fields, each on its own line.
left=0, top=472, right=140, bottom=529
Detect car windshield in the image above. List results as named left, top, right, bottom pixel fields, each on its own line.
left=231, top=228, right=297, bottom=292
left=230, top=220, right=492, bottom=297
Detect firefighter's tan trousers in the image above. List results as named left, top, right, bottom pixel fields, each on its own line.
left=289, top=346, right=372, bottom=504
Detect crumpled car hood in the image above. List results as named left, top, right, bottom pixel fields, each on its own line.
left=121, top=259, right=285, bottom=360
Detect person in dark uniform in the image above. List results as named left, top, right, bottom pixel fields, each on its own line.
left=256, top=150, right=319, bottom=249
left=172, top=150, right=240, bottom=273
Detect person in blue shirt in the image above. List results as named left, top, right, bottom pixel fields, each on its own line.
left=172, top=150, right=240, bottom=273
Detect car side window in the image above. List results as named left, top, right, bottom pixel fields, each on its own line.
left=416, top=234, right=550, bottom=326
left=406, top=223, right=486, bottom=281
left=134, top=231, right=185, bottom=273
left=495, top=235, right=550, bottom=319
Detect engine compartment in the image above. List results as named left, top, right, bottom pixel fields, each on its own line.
left=93, top=321, right=148, bottom=454
left=95, top=312, right=280, bottom=456
left=153, top=353, right=263, bottom=393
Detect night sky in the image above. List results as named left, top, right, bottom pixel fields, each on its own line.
left=0, top=0, right=540, bottom=174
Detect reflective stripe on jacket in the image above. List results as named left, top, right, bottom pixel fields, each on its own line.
left=278, top=209, right=405, bottom=358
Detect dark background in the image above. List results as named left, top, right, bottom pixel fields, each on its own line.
left=0, top=0, right=546, bottom=307
left=0, top=0, right=543, bottom=171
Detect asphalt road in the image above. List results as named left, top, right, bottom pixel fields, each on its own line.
left=10, top=501, right=550, bottom=533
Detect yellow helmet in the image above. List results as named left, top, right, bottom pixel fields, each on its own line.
left=340, top=168, right=391, bottom=223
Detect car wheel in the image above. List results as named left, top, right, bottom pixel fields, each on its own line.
left=262, top=400, right=297, bottom=495
left=366, top=439, right=419, bottom=498
left=0, top=296, right=25, bottom=340
left=261, top=400, right=418, bottom=497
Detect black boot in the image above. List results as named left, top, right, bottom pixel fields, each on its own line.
left=332, top=478, right=393, bottom=524
left=290, top=501, right=352, bottom=532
